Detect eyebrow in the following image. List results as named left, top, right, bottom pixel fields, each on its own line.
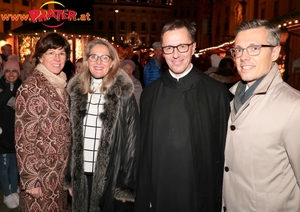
left=235, top=42, right=260, bottom=48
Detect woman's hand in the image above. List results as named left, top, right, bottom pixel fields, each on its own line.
left=26, top=187, right=43, bottom=198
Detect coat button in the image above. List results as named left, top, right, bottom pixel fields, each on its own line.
left=230, top=125, right=236, bottom=130
left=224, top=166, right=229, bottom=172
left=223, top=206, right=227, bottom=211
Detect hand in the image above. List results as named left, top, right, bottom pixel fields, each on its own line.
left=26, top=187, right=43, bottom=198
left=68, top=188, right=73, bottom=197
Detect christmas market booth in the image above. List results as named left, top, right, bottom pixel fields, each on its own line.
left=271, top=10, right=300, bottom=90
left=8, top=20, right=124, bottom=63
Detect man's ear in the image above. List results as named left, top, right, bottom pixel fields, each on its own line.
left=272, top=45, right=281, bottom=62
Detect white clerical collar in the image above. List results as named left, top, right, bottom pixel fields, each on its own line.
left=169, top=64, right=193, bottom=81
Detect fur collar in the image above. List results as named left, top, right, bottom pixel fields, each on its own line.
left=67, top=69, right=134, bottom=99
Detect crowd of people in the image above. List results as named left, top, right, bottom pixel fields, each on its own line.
left=0, top=18, right=299, bottom=212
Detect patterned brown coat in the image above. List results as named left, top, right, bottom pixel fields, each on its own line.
left=15, top=69, right=71, bottom=212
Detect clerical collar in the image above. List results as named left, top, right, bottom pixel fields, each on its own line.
left=169, top=64, right=193, bottom=81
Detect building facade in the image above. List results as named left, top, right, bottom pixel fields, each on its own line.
left=197, top=0, right=300, bottom=90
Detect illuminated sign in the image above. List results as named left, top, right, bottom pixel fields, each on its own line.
left=1, top=1, right=91, bottom=28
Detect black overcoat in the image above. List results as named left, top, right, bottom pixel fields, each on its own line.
left=134, top=67, right=230, bottom=212
left=64, top=70, right=140, bottom=212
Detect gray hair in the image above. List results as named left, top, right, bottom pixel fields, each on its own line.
left=235, top=19, right=281, bottom=46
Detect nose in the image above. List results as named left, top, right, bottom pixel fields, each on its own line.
left=240, top=49, right=251, bottom=61
left=53, top=53, right=61, bottom=61
left=172, top=47, right=180, bottom=58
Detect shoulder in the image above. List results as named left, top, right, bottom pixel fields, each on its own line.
left=107, top=69, right=134, bottom=99
left=67, top=74, right=81, bottom=96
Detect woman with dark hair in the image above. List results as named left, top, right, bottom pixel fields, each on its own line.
left=208, top=57, right=241, bottom=89
left=64, top=39, right=140, bottom=212
left=15, top=32, right=71, bottom=212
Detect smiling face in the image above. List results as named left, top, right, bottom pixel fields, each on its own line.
left=162, top=27, right=196, bottom=77
left=88, top=44, right=113, bottom=79
left=234, top=27, right=281, bottom=87
left=39, top=48, right=67, bottom=75
left=4, top=69, right=19, bottom=83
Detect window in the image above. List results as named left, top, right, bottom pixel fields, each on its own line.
left=260, top=2, right=266, bottom=19
left=109, top=21, right=114, bottom=31
left=22, top=0, right=29, bottom=6
left=224, top=5, right=230, bottom=32
left=173, top=9, right=177, bottom=17
left=141, top=23, right=146, bottom=31
left=187, top=10, right=190, bottom=18
left=253, top=0, right=259, bottom=18
left=274, top=0, right=279, bottom=17
left=3, top=20, right=11, bottom=33
left=121, top=22, right=125, bottom=30
left=193, top=10, right=197, bottom=18
left=141, top=37, right=146, bottom=44
left=131, top=22, right=135, bottom=31
left=98, top=21, right=103, bottom=30
left=151, top=23, right=156, bottom=31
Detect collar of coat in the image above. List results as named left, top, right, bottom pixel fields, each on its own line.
left=67, top=69, right=134, bottom=101
left=230, top=63, right=282, bottom=96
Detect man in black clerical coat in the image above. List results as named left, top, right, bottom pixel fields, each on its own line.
left=134, top=19, right=231, bottom=212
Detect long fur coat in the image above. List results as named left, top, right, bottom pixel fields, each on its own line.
left=65, top=70, right=140, bottom=212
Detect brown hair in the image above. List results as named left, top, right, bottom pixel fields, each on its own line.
left=33, top=32, right=71, bottom=65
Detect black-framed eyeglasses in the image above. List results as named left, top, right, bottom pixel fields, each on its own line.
left=162, top=42, right=194, bottom=54
left=230, top=44, right=276, bottom=58
left=88, top=54, right=111, bottom=63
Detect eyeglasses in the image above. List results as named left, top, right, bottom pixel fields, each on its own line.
left=44, top=51, right=67, bottom=58
left=88, top=54, right=111, bottom=63
left=162, top=42, right=194, bottom=54
left=230, top=44, right=276, bottom=58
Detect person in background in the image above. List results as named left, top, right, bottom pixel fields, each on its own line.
left=21, top=54, right=33, bottom=81
left=204, top=54, right=222, bottom=75
left=131, top=54, right=144, bottom=87
left=222, top=19, right=300, bottom=212
left=120, top=59, right=143, bottom=110
left=0, top=44, right=13, bottom=77
left=135, top=19, right=230, bottom=212
left=208, top=57, right=241, bottom=89
left=62, top=59, right=75, bottom=82
left=143, top=41, right=167, bottom=86
left=0, top=44, right=12, bottom=62
left=75, top=57, right=83, bottom=74
left=64, top=39, right=140, bottom=212
left=15, top=32, right=71, bottom=212
left=0, top=55, right=22, bottom=209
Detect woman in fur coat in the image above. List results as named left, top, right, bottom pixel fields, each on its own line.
left=64, top=39, right=140, bottom=212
